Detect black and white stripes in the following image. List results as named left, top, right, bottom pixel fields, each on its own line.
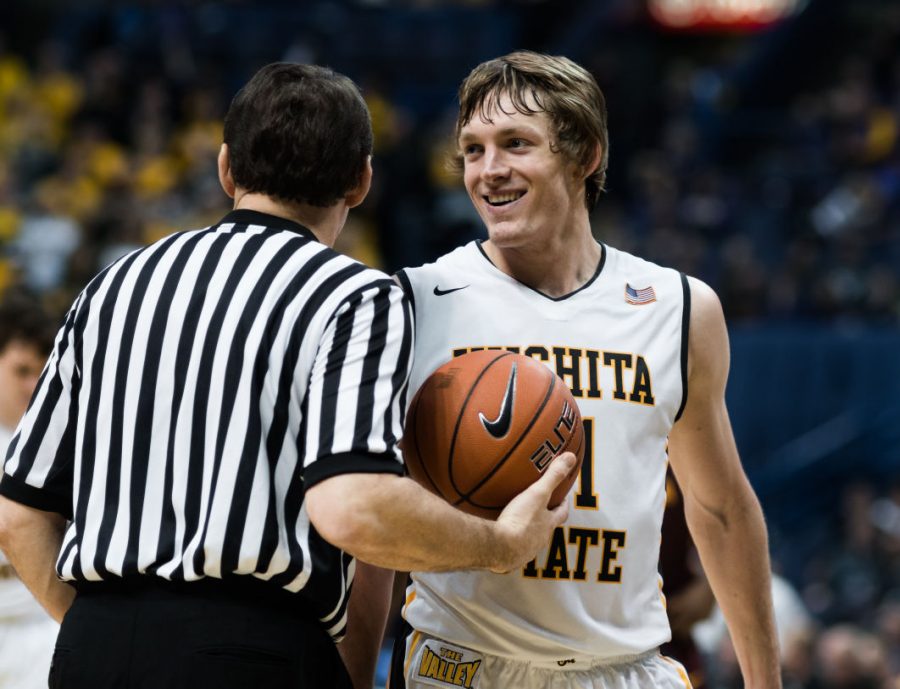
left=0, top=209, right=413, bottom=638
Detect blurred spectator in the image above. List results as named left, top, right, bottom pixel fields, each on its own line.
left=695, top=571, right=815, bottom=687
left=875, top=600, right=900, bottom=677
left=813, top=625, right=890, bottom=689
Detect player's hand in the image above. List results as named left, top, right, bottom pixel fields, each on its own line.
left=489, top=452, right=575, bottom=574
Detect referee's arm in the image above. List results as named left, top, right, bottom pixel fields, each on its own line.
left=307, top=463, right=573, bottom=573
left=302, top=282, right=573, bottom=574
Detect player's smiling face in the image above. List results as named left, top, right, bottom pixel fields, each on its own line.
left=459, top=91, right=584, bottom=248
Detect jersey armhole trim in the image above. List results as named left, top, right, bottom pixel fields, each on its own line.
left=674, top=272, right=691, bottom=423
left=394, top=269, right=416, bottom=323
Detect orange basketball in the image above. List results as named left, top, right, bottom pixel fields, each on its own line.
left=402, top=350, right=585, bottom=519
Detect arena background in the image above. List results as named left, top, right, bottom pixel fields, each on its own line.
left=0, top=0, right=898, bottom=685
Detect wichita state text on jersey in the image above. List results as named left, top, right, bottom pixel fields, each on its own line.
left=396, top=240, right=690, bottom=663
left=450, top=345, right=655, bottom=405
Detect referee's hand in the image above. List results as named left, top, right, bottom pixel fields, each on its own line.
left=489, top=452, right=575, bottom=574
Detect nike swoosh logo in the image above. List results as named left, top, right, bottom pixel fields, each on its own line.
left=479, top=363, right=517, bottom=438
left=433, top=285, right=469, bottom=296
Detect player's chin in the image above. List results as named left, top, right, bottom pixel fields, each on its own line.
left=488, top=230, right=533, bottom=251
left=486, top=226, right=532, bottom=249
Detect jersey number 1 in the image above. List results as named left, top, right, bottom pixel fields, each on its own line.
left=574, top=418, right=597, bottom=509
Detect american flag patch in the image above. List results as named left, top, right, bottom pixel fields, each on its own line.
left=625, top=283, right=656, bottom=305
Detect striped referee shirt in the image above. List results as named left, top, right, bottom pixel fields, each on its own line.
left=0, top=209, right=413, bottom=638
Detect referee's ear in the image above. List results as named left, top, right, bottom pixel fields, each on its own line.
left=345, top=156, right=373, bottom=209
left=218, top=144, right=236, bottom=199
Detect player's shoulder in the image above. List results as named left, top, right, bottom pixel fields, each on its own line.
left=603, top=243, right=681, bottom=282
left=395, top=241, right=481, bottom=295
left=605, top=243, right=720, bottom=301
left=683, top=274, right=725, bottom=332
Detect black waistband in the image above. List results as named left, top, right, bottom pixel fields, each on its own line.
left=71, top=575, right=319, bottom=621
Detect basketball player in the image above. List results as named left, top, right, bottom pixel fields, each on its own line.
left=0, top=291, right=57, bottom=689
left=389, top=51, right=781, bottom=688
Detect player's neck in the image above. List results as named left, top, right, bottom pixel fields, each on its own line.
left=483, top=228, right=602, bottom=298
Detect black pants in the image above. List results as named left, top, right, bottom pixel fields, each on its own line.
left=50, top=578, right=352, bottom=689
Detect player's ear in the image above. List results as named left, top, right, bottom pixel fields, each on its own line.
left=345, top=156, right=373, bottom=209
left=581, top=142, right=603, bottom=181
left=218, top=144, right=236, bottom=199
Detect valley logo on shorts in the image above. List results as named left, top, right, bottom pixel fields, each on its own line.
left=413, top=638, right=483, bottom=689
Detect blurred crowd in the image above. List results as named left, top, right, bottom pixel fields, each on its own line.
left=692, top=479, right=900, bottom=688
left=582, top=0, right=900, bottom=326
left=0, top=34, right=228, bottom=317
left=0, top=2, right=898, bottom=687
left=0, top=3, right=898, bottom=325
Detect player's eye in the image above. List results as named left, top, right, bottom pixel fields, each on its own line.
left=507, top=138, right=528, bottom=149
left=463, top=143, right=482, bottom=156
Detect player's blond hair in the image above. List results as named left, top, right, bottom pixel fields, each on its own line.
left=453, top=51, right=609, bottom=208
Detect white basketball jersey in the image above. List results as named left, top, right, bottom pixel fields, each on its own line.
left=397, top=240, right=689, bottom=662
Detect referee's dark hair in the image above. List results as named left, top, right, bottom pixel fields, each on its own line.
left=223, top=62, right=374, bottom=208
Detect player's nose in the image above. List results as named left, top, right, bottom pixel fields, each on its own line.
left=481, top=148, right=511, bottom=182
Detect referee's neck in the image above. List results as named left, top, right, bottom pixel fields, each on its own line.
left=232, top=192, right=347, bottom=247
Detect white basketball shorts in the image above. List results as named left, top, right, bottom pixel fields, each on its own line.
left=391, top=631, right=693, bottom=689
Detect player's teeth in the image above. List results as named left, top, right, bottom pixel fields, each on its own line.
left=487, top=193, right=522, bottom=204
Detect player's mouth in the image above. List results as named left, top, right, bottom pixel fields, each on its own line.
left=484, top=191, right=525, bottom=207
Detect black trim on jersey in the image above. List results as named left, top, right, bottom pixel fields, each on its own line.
left=219, top=209, right=316, bottom=239
left=386, top=292, right=414, bottom=453
left=674, top=272, right=691, bottom=423
left=475, top=240, right=606, bottom=302
left=0, top=472, right=71, bottom=517
left=303, top=451, right=404, bottom=489
left=385, top=273, right=415, bottom=439
left=393, top=269, right=416, bottom=320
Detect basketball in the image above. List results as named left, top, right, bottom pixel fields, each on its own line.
left=402, top=350, right=585, bottom=519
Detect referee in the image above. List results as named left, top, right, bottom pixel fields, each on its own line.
left=0, top=63, right=572, bottom=689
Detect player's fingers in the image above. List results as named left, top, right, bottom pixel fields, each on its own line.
left=533, top=452, right=577, bottom=497
left=549, top=498, right=570, bottom=527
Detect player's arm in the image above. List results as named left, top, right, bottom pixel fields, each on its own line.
left=667, top=277, right=781, bottom=689
left=306, top=453, right=574, bottom=573
left=0, top=496, right=74, bottom=622
left=338, top=561, right=394, bottom=689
